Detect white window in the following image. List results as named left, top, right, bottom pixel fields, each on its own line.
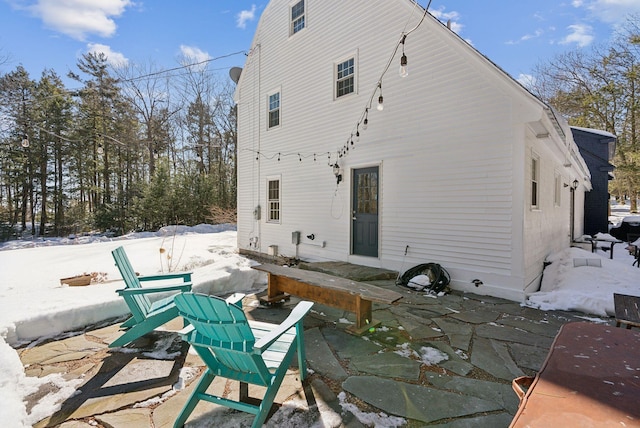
left=531, top=155, right=540, bottom=208
left=267, top=178, right=281, bottom=223
left=336, top=57, right=355, bottom=98
left=290, top=0, right=305, bottom=35
left=268, top=92, right=280, bottom=129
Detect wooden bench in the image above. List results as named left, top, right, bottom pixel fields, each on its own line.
left=614, top=293, right=640, bottom=329
left=252, top=263, right=403, bottom=334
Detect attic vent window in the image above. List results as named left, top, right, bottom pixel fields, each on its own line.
left=291, top=0, right=305, bottom=35
left=336, top=58, right=355, bottom=98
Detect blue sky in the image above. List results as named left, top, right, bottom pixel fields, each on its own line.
left=1, top=1, right=640, bottom=87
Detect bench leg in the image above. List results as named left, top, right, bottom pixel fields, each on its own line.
left=347, top=298, right=380, bottom=335
left=261, top=273, right=289, bottom=304
left=355, top=297, right=372, bottom=329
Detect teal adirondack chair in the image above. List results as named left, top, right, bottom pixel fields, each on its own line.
left=109, top=246, right=193, bottom=348
left=173, top=292, right=314, bottom=428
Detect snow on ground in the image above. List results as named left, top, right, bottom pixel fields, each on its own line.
left=0, top=224, right=263, bottom=346
left=526, top=203, right=640, bottom=316
left=0, top=224, right=267, bottom=427
left=1, top=205, right=640, bottom=427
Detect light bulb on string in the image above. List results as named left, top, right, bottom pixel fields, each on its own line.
left=21, top=136, right=29, bottom=148
left=399, top=35, right=409, bottom=77
left=362, top=109, right=369, bottom=130
left=97, top=144, right=104, bottom=154
left=399, top=54, right=408, bottom=77
left=356, top=125, right=360, bottom=142
left=377, top=83, right=384, bottom=111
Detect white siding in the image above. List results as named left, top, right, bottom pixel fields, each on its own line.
left=236, top=0, right=588, bottom=302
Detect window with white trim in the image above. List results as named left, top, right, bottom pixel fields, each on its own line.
left=267, top=178, right=281, bottom=223
left=336, top=57, right=355, bottom=98
left=290, top=0, right=305, bottom=35
left=531, top=155, right=540, bottom=208
left=268, top=92, right=280, bottom=129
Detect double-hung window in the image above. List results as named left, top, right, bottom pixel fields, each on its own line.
left=336, top=57, right=355, bottom=98
left=291, top=0, right=305, bottom=35
left=531, top=155, right=540, bottom=208
left=268, top=92, right=280, bottom=128
left=267, top=178, right=281, bottom=223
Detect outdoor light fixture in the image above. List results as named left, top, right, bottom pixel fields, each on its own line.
left=377, top=83, right=384, bottom=111
left=333, top=163, right=343, bottom=184
left=399, top=53, right=408, bottom=78
left=399, top=35, right=408, bottom=77
left=362, top=109, right=369, bottom=130
left=572, top=179, right=579, bottom=190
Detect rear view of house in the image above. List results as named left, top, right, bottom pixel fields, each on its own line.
left=234, top=0, right=591, bottom=301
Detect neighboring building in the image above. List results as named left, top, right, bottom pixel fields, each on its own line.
left=571, top=127, right=616, bottom=236
left=234, top=0, right=591, bottom=301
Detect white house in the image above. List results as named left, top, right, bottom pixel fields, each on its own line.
left=234, top=0, right=591, bottom=301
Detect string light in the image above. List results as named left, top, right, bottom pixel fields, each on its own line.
left=399, top=35, right=409, bottom=77
left=339, top=0, right=431, bottom=154
left=243, top=1, right=431, bottom=172
left=246, top=149, right=333, bottom=163
left=21, top=136, right=29, bottom=148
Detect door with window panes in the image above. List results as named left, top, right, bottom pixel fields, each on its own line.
left=352, top=167, right=379, bottom=257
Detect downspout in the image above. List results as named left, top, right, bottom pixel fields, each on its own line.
left=253, top=44, right=262, bottom=252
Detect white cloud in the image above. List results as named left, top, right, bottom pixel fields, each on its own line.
left=507, top=29, right=545, bottom=45
left=86, top=43, right=128, bottom=67
left=522, top=29, right=544, bottom=41
left=179, top=45, right=212, bottom=64
left=236, top=4, right=257, bottom=29
left=28, top=0, right=132, bottom=41
left=517, top=73, right=536, bottom=88
left=573, top=0, right=640, bottom=23
left=560, top=24, right=595, bottom=47
left=430, top=7, right=463, bottom=34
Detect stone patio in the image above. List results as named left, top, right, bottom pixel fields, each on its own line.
left=17, top=266, right=613, bottom=427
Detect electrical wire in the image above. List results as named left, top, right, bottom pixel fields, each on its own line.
left=345, top=0, right=433, bottom=159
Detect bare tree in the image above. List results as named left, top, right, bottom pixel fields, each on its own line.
left=531, top=16, right=640, bottom=209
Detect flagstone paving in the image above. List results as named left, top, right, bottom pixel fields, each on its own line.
left=16, top=268, right=615, bottom=428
